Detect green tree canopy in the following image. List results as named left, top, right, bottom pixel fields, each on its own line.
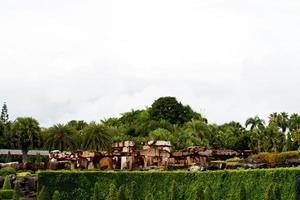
left=11, top=117, right=41, bottom=161
left=82, top=122, right=112, bottom=151
left=45, top=124, right=78, bottom=151
left=149, top=97, right=203, bottom=124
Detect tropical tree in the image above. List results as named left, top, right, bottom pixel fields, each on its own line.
left=269, top=112, right=289, bottom=133
left=149, top=128, right=172, bottom=141
left=245, top=116, right=265, bottom=130
left=45, top=124, right=78, bottom=151
left=11, top=117, right=41, bottom=161
left=67, top=120, right=88, bottom=131
left=185, top=119, right=210, bottom=147
left=149, top=96, right=202, bottom=124
left=82, top=122, right=112, bottom=151
left=288, top=113, right=300, bottom=131
left=0, top=102, right=9, bottom=124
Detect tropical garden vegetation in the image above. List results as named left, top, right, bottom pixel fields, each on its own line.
left=1, top=96, right=300, bottom=161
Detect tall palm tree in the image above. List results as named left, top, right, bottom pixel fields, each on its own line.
left=46, top=124, right=78, bottom=151
left=245, top=116, right=265, bottom=130
left=11, top=117, right=41, bottom=162
left=82, top=122, right=112, bottom=151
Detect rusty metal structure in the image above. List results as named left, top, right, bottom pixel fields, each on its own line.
left=48, top=141, right=253, bottom=170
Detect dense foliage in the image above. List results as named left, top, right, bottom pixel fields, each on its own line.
left=38, top=168, right=300, bottom=200
left=2, top=97, right=300, bottom=157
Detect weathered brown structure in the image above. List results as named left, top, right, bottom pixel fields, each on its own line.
left=48, top=141, right=253, bottom=170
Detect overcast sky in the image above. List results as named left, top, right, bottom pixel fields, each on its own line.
left=1, top=0, right=300, bottom=126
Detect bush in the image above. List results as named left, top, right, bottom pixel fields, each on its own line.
left=37, top=186, right=50, bottom=200
left=0, top=189, right=14, bottom=199
left=0, top=167, right=16, bottom=176
left=105, top=183, right=118, bottom=200
left=38, top=168, right=300, bottom=200
left=195, top=186, right=205, bottom=200
left=3, top=151, right=12, bottom=163
left=265, top=184, right=275, bottom=200
left=2, top=176, right=11, bottom=190
left=13, top=182, right=22, bottom=200
left=240, top=183, right=246, bottom=200
left=169, top=180, right=177, bottom=200
left=204, top=186, right=213, bottom=200
left=118, top=185, right=126, bottom=200
left=251, top=151, right=300, bottom=164
left=52, top=191, right=60, bottom=200
left=145, top=193, right=154, bottom=200
left=91, top=182, right=101, bottom=200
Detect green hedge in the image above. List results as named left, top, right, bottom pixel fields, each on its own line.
left=38, top=168, right=300, bottom=200
left=0, top=189, right=14, bottom=199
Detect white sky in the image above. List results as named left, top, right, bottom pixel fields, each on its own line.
left=1, top=0, right=300, bottom=126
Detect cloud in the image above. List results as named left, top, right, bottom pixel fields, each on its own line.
left=1, top=0, right=300, bottom=126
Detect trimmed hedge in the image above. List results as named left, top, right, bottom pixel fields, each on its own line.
left=38, top=168, right=300, bottom=200
left=0, top=189, right=14, bottom=199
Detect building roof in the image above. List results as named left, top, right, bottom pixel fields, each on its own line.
left=0, top=149, right=49, bottom=156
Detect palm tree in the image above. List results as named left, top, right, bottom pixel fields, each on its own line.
left=289, top=113, right=300, bottom=131
left=185, top=119, right=210, bottom=147
left=82, top=122, right=112, bottom=151
left=269, top=112, right=289, bottom=133
left=46, top=124, right=78, bottom=151
left=11, top=117, right=41, bottom=162
left=245, top=116, right=265, bottom=130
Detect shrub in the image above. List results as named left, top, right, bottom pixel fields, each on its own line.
left=0, top=167, right=16, bottom=176
left=251, top=151, right=300, bottom=164
left=145, top=193, right=154, bottom=200
left=226, top=157, right=243, bottom=163
left=128, top=181, right=137, bottom=200
left=0, top=189, right=14, bottom=199
left=52, top=191, right=60, bottom=200
left=13, top=182, right=22, bottom=200
left=105, top=183, right=118, bottom=200
left=204, top=186, right=213, bottom=200
left=265, top=184, right=275, bottom=200
left=240, top=183, right=246, bottom=200
left=37, top=186, right=50, bottom=200
left=35, top=153, right=44, bottom=164
left=2, top=176, right=12, bottom=190
left=118, top=185, right=126, bottom=200
left=168, top=180, right=178, bottom=200
left=3, top=151, right=12, bottom=163
left=91, top=182, right=101, bottom=200
left=195, top=185, right=205, bottom=200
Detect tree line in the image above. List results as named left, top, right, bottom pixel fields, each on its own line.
left=1, top=97, right=300, bottom=161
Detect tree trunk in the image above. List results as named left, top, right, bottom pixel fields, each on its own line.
left=22, top=149, right=28, bottom=163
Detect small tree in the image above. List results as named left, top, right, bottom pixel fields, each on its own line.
left=196, top=185, right=205, bottom=200
left=105, top=183, right=118, bottom=200
left=91, top=182, right=101, bottom=200
left=52, top=190, right=60, bottom=200
left=13, top=182, right=22, bottom=200
left=145, top=193, right=154, bottom=200
left=265, top=184, right=275, bottom=200
left=3, top=176, right=12, bottom=190
left=118, top=185, right=127, bottom=200
left=240, top=183, right=246, bottom=200
left=37, top=186, right=50, bottom=200
left=204, top=186, right=213, bottom=200
left=1, top=102, right=9, bottom=124
left=128, top=181, right=137, bottom=200
left=169, top=180, right=177, bottom=200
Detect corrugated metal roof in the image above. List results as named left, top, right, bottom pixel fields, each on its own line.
left=0, top=149, right=49, bottom=156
